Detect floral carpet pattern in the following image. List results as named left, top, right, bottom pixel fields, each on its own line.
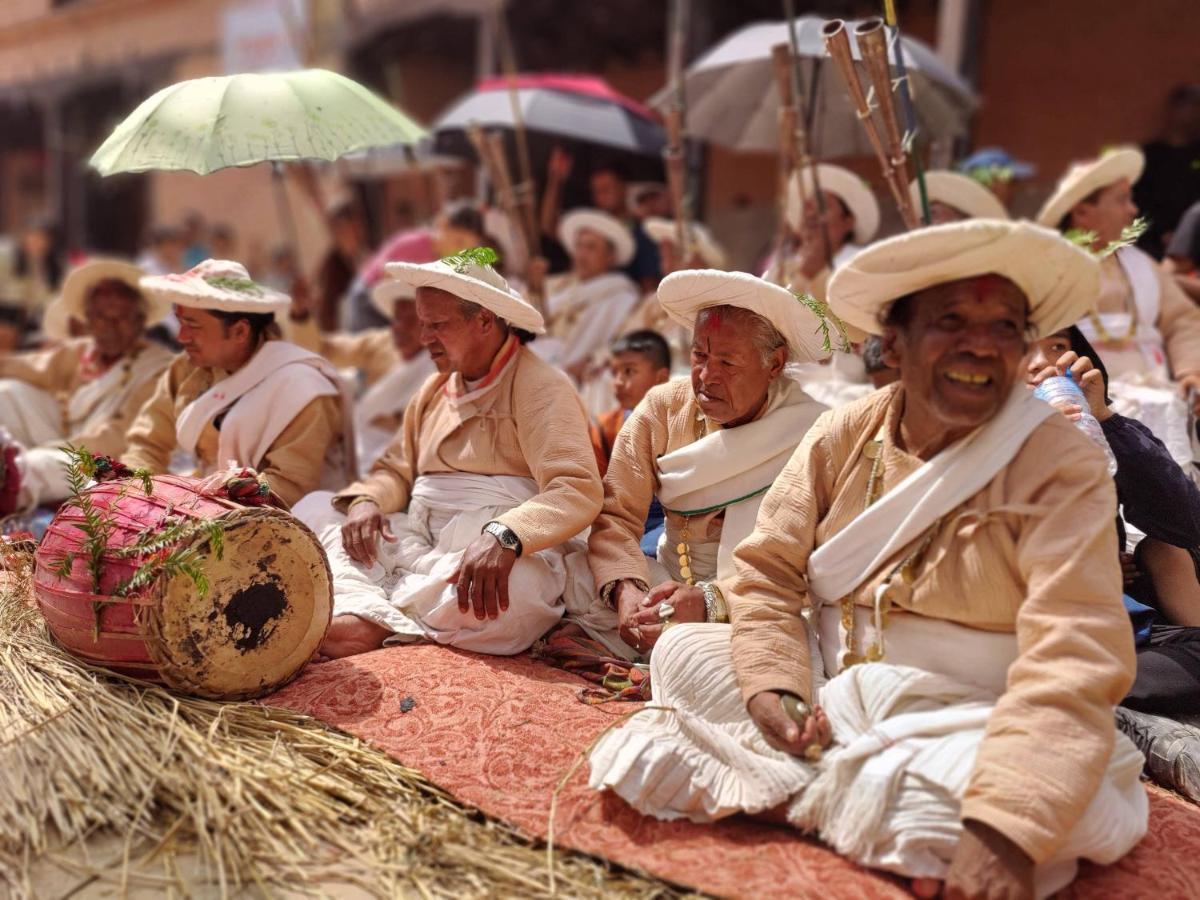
left=266, top=645, right=1200, bottom=899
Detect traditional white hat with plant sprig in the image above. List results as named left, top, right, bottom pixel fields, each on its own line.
left=827, top=220, right=1100, bottom=338
left=140, top=260, right=291, bottom=315
left=657, top=268, right=843, bottom=363
left=384, top=247, right=545, bottom=335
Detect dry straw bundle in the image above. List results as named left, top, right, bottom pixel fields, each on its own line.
left=0, top=550, right=678, bottom=898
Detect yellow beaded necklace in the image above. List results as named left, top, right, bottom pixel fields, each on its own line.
left=674, top=407, right=711, bottom=586
left=839, top=424, right=938, bottom=667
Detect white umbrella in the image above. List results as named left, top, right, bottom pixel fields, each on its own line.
left=652, top=18, right=975, bottom=157
left=90, top=69, right=425, bottom=176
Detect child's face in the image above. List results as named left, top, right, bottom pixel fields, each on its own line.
left=610, top=351, right=667, bottom=410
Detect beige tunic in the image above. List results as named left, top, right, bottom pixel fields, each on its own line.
left=286, top=317, right=399, bottom=387
left=122, top=346, right=343, bottom=507
left=588, top=379, right=728, bottom=592
left=0, top=339, right=170, bottom=458
left=727, top=383, right=1133, bottom=864
left=1096, top=253, right=1200, bottom=377
left=333, top=344, right=602, bottom=556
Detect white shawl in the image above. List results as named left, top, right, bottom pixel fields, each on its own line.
left=176, top=341, right=342, bottom=471
left=537, top=271, right=640, bottom=369
left=1075, top=246, right=1165, bottom=377
left=65, top=342, right=172, bottom=434
left=657, top=376, right=827, bottom=580
left=807, top=384, right=1055, bottom=607
left=356, top=353, right=437, bottom=470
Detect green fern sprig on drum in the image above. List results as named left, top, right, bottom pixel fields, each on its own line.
left=112, top=518, right=225, bottom=599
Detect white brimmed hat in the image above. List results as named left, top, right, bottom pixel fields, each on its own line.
left=46, top=258, right=167, bottom=340
left=827, top=220, right=1100, bottom=339
left=558, top=208, right=635, bottom=267
left=786, top=163, right=880, bottom=244
left=658, top=268, right=832, bottom=363
left=369, top=278, right=417, bottom=319
left=642, top=217, right=728, bottom=269
left=140, top=259, right=290, bottom=315
left=911, top=171, right=1009, bottom=221
left=1035, top=147, right=1144, bottom=229
left=384, top=255, right=545, bottom=335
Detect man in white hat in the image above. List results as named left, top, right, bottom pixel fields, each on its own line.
left=589, top=221, right=1147, bottom=897
left=910, top=170, right=1011, bottom=224
left=120, top=260, right=349, bottom=508
left=763, top=163, right=880, bottom=299
left=1038, top=147, right=1200, bottom=399
left=0, top=259, right=173, bottom=513
left=292, top=250, right=602, bottom=660
left=288, top=278, right=435, bottom=471
left=584, top=269, right=831, bottom=656
left=533, top=208, right=641, bottom=383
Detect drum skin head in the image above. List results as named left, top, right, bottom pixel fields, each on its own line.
left=140, top=508, right=332, bottom=700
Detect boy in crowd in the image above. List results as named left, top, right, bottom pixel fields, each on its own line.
left=590, top=330, right=671, bottom=474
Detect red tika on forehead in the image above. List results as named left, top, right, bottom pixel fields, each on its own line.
left=970, top=274, right=1011, bottom=300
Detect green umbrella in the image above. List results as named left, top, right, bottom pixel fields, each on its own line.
left=90, top=69, right=426, bottom=176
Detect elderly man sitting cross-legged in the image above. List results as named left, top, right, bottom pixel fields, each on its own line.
left=589, top=221, right=1148, bottom=898
left=294, top=251, right=603, bottom=659
left=583, top=269, right=832, bottom=657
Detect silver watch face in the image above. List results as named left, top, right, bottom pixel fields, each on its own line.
left=487, top=523, right=517, bottom=549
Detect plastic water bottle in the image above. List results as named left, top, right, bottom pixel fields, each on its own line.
left=1033, top=372, right=1118, bottom=475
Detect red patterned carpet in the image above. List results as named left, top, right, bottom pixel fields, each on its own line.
left=265, top=645, right=1200, bottom=898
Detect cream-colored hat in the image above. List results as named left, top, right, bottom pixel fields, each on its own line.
left=140, top=259, right=290, bottom=315
left=827, top=220, right=1100, bottom=338
left=910, top=171, right=1009, bottom=221
left=658, top=268, right=832, bottom=362
left=786, top=163, right=880, bottom=244
left=47, top=258, right=167, bottom=340
left=558, top=208, right=635, bottom=267
left=643, top=217, right=728, bottom=269
left=1035, top=147, right=1144, bottom=229
left=384, top=255, right=545, bottom=335
left=369, top=277, right=417, bottom=319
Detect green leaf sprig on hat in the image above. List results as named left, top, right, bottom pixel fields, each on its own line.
left=965, top=164, right=1013, bottom=188
left=204, top=275, right=265, bottom=296
left=440, top=246, right=499, bottom=274
left=1064, top=216, right=1149, bottom=259
left=794, top=291, right=852, bottom=354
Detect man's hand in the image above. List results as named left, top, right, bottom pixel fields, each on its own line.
left=615, top=580, right=653, bottom=653
left=1178, top=373, right=1200, bottom=416
left=546, top=146, right=573, bottom=183
left=747, top=690, right=832, bottom=757
left=928, top=819, right=1034, bottom=900
left=452, top=531, right=517, bottom=620
left=340, top=500, right=396, bottom=567
left=315, top=614, right=390, bottom=661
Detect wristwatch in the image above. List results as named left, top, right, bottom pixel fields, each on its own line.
left=482, top=521, right=523, bottom=557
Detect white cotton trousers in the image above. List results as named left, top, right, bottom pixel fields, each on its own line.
left=293, top=485, right=568, bottom=656
left=589, top=622, right=1148, bottom=898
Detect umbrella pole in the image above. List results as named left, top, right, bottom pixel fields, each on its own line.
left=784, top=0, right=833, bottom=270
left=495, top=7, right=540, bottom=256
left=271, top=162, right=301, bottom=255
left=664, top=0, right=691, bottom=258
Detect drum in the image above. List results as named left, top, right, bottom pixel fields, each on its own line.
left=33, top=474, right=331, bottom=700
